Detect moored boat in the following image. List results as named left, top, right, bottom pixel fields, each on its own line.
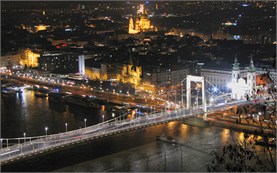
left=64, top=95, right=99, bottom=109
left=156, top=133, right=177, bottom=144
left=1, top=88, right=16, bottom=96
left=48, top=92, right=66, bottom=102
left=34, top=92, right=48, bottom=97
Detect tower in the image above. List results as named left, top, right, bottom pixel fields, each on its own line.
left=78, top=55, right=85, bottom=76
left=128, top=18, right=136, bottom=34
left=247, top=57, right=256, bottom=96
left=232, top=55, right=240, bottom=84
left=231, top=55, right=240, bottom=99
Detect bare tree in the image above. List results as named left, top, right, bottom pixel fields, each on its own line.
left=208, top=100, right=276, bottom=172
left=207, top=128, right=276, bottom=172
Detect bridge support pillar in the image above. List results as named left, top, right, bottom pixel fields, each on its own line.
left=186, top=75, right=207, bottom=114
left=186, top=77, right=191, bottom=112
left=202, top=79, right=207, bottom=113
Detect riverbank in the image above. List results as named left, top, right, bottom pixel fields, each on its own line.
left=182, top=112, right=276, bottom=137
left=206, top=111, right=276, bottom=137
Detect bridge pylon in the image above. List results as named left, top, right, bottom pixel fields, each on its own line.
left=186, top=75, right=207, bottom=114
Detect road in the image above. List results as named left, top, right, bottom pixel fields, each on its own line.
left=1, top=71, right=167, bottom=108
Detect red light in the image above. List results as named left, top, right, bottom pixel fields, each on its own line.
left=56, top=45, right=60, bottom=49
left=62, top=43, right=67, bottom=47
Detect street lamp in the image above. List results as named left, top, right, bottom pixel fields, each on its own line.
left=23, top=133, right=26, bottom=144
left=112, top=113, right=115, bottom=118
left=84, top=118, right=87, bottom=128
left=65, top=123, right=68, bottom=132
left=45, top=127, right=48, bottom=136
left=102, top=115, right=104, bottom=122
left=213, top=86, right=218, bottom=92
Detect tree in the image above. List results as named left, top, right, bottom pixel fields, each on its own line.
left=207, top=115, right=276, bottom=172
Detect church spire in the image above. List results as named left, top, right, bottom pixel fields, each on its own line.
left=142, top=4, right=147, bottom=15
left=248, top=55, right=255, bottom=72
left=232, top=54, right=240, bottom=71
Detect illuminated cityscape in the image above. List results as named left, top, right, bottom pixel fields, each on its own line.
left=1, top=1, right=276, bottom=172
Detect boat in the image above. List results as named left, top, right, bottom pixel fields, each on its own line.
left=48, top=92, right=66, bottom=102
left=64, top=95, right=99, bottom=109
left=156, top=134, right=177, bottom=144
left=1, top=88, right=16, bottom=96
left=34, top=92, right=48, bottom=97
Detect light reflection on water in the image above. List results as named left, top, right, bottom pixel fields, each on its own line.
left=1, top=90, right=111, bottom=138
left=221, top=128, right=230, bottom=143
left=53, top=121, right=246, bottom=172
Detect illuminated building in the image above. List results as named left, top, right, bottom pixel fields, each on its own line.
left=143, top=64, right=190, bottom=86
left=201, top=68, right=232, bottom=90
left=85, top=66, right=101, bottom=79
left=230, top=56, right=256, bottom=99
left=120, top=63, right=142, bottom=87
left=39, top=51, right=84, bottom=74
left=1, top=48, right=39, bottom=68
left=101, top=62, right=142, bottom=87
left=128, top=4, right=157, bottom=34
left=20, top=48, right=40, bottom=68
left=84, top=61, right=107, bottom=80
left=201, top=59, right=276, bottom=97
left=35, top=25, right=50, bottom=32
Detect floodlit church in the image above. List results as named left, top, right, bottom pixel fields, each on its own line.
left=230, top=56, right=256, bottom=100
left=128, top=4, right=157, bottom=34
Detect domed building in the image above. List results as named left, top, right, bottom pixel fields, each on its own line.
left=129, top=4, right=157, bottom=34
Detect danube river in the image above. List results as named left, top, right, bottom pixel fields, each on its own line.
left=1, top=90, right=247, bottom=172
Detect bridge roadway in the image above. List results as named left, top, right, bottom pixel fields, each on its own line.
left=0, top=100, right=249, bottom=165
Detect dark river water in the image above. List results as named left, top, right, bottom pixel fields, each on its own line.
left=1, top=90, right=115, bottom=138
left=1, top=90, right=249, bottom=172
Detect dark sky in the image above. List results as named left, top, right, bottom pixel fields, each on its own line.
left=1, top=1, right=125, bottom=9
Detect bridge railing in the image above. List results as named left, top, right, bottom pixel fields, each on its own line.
left=0, top=111, right=133, bottom=151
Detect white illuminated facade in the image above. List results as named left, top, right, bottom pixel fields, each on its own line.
left=229, top=56, right=256, bottom=100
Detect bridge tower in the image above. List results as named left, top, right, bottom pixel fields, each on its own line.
left=186, top=75, right=207, bottom=113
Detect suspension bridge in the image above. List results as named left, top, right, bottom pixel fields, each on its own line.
left=0, top=75, right=251, bottom=165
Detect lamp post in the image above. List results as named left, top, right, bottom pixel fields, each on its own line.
left=180, top=146, right=183, bottom=171
left=181, top=82, right=184, bottom=108
left=84, top=118, right=87, bottom=128
left=45, top=127, right=48, bottom=136
left=65, top=123, right=68, bottom=132
left=23, top=133, right=26, bottom=144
